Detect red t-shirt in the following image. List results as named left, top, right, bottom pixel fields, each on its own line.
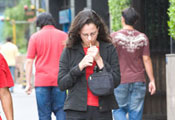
left=27, top=25, right=67, bottom=86
left=83, top=47, right=99, bottom=106
left=0, top=53, right=14, bottom=88
left=111, top=29, right=150, bottom=84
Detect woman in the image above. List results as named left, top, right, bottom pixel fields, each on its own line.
left=58, top=9, right=121, bottom=120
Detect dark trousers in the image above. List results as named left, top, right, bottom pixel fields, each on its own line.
left=66, top=106, right=112, bottom=120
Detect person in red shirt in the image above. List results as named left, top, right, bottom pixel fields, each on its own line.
left=25, top=13, right=67, bottom=120
left=111, top=7, right=156, bottom=120
left=0, top=53, right=14, bottom=120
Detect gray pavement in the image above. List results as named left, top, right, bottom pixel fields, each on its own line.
left=0, top=84, right=56, bottom=120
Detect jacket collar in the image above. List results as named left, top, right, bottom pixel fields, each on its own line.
left=72, top=43, right=84, bottom=55
left=99, top=41, right=110, bottom=60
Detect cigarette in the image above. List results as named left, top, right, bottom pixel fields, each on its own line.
left=90, top=43, right=92, bottom=47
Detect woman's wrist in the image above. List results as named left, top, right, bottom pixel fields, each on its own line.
left=95, top=55, right=104, bottom=69
left=79, top=62, right=84, bottom=71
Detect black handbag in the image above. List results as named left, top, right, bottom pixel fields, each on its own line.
left=88, top=67, right=114, bottom=96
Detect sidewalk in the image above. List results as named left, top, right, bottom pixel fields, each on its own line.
left=0, top=84, right=56, bottom=120
left=0, top=84, right=38, bottom=120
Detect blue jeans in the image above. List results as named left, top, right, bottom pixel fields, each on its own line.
left=9, top=66, right=15, bottom=92
left=112, top=82, right=146, bottom=120
left=35, top=87, right=66, bottom=120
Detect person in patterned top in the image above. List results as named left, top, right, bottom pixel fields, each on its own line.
left=111, top=7, right=156, bottom=120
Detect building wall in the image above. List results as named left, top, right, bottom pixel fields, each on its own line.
left=49, top=0, right=110, bottom=30
left=166, top=54, right=175, bottom=120
left=131, top=0, right=169, bottom=119
left=49, top=0, right=69, bottom=29
left=91, top=0, right=109, bottom=28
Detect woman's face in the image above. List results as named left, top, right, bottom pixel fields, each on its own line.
left=80, top=23, right=99, bottom=47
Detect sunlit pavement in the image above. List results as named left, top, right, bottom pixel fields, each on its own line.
left=0, top=84, right=56, bottom=120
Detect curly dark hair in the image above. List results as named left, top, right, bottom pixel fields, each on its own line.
left=36, top=12, right=56, bottom=28
left=66, top=9, right=112, bottom=48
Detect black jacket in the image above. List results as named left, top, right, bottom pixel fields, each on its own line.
left=58, top=41, right=121, bottom=112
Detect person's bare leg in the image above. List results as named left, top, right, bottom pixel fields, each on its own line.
left=0, top=87, right=14, bottom=120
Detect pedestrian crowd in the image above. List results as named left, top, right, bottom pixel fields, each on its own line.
left=0, top=7, right=156, bottom=120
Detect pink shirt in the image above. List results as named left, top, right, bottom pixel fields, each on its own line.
left=27, top=25, right=67, bottom=86
left=111, top=29, right=150, bottom=84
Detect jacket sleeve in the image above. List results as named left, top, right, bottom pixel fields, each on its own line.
left=103, top=44, right=121, bottom=88
left=58, top=48, right=84, bottom=91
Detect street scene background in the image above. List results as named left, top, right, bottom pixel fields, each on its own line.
left=0, top=0, right=175, bottom=120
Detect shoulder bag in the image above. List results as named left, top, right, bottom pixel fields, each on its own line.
left=88, top=67, right=114, bottom=96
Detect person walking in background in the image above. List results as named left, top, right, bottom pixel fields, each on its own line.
left=0, top=37, right=19, bottom=93
left=58, top=9, right=120, bottom=120
left=25, top=13, right=67, bottom=120
left=0, top=53, right=14, bottom=120
left=111, top=7, right=156, bottom=120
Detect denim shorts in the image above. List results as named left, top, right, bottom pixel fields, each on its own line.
left=113, top=82, right=146, bottom=120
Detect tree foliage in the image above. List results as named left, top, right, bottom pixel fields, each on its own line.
left=168, top=0, right=175, bottom=40
left=108, top=0, right=131, bottom=32
left=3, top=0, right=31, bottom=53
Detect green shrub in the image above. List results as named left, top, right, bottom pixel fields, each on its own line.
left=168, top=0, right=175, bottom=39
left=3, top=0, right=31, bottom=53
left=108, top=0, right=131, bottom=32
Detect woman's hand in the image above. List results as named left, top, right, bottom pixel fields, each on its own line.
left=87, top=46, right=104, bottom=69
left=87, top=46, right=99, bottom=61
left=79, top=54, right=94, bottom=71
